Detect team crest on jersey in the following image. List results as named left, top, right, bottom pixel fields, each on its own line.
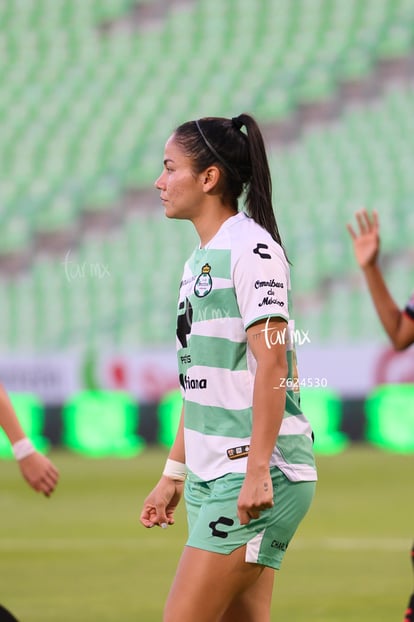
left=194, top=263, right=212, bottom=297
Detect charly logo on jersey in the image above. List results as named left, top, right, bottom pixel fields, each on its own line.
left=253, top=243, right=271, bottom=259
left=194, top=263, right=212, bottom=297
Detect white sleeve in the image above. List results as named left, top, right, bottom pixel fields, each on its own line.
left=233, top=239, right=290, bottom=329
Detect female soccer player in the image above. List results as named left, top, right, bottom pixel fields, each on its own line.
left=347, top=209, right=414, bottom=622
left=0, top=383, right=59, bottom=496
left=140, top=114, right=317, bottom=622
left=347, top=208, right=414, bottom=350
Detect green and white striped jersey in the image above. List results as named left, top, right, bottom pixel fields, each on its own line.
left=176, top=211, right=317, bottom=483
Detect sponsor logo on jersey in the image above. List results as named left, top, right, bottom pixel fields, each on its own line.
left=194, top=263, right=212, bottom=297
left=255, top=279, right=284, bottom=289
left=179, top=374, right=207, bottom=391
left=226, top=445, right=250, bottom=460
left=253, top=243, right=271, bottom=259
left=258, top=297, right=284, bottom=307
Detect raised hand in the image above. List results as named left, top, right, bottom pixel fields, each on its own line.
left=347, top=209, right=380, bottom=269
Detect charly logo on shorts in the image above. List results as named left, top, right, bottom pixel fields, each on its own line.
left=209, top=516, right=234, bottom=539
left=194, top=263, right=212, bottom=297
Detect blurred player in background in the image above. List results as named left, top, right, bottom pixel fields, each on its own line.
left=404, top=544, right=414, bottom=622
left=0, top=383, right=59, bottom=497
left=140, top=113, right=317, bottom=622
left=347, top=209, right=414, bottom=621
left=347, top=208, right=414, bottom=350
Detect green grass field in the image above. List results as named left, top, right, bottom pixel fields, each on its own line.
left=1, top=445, right=413, bottom=621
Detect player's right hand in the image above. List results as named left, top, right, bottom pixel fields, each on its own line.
left=140, top=476, right=184, bottom=528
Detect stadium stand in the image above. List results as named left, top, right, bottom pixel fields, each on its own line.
left=0, top=0, right=413, bottom=351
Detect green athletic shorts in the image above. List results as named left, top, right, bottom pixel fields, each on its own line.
left=185, top=467, right=316, bottom=570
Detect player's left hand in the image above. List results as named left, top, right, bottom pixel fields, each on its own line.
left=237, top=470, right=274, bottom=525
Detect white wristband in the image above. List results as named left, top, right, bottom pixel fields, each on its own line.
left=163, top=459, right=187, bottom=481
left=12, top=438, right=36, bottom=461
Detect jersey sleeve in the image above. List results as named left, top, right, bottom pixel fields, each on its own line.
left=233, top=239, right=290, bottom=329
left=404, top=292, right=414, bottom=321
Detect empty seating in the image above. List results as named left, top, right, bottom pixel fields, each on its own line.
left=0, top=0, right=413, bottom=352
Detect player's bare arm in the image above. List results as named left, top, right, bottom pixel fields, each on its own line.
left=237, top=317, right=288, bottom=525
left=0, top=384, right=59, bottom=496
left=347, top=209, right=414, bottom=350
left=140, top=407, right=185, bottom=528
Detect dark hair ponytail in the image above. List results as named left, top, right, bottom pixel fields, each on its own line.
left=234, top=114, right=284, bottom=248
left=174, top=113, right=288, bottom=258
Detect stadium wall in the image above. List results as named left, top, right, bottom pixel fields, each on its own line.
left=1, top=344, right=413, bottom=450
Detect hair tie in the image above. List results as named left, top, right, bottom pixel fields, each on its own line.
left=231, top=116, right=243, bottom=131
